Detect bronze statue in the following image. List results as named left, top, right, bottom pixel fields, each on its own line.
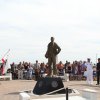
left=45, top=37, right=61, bottom=76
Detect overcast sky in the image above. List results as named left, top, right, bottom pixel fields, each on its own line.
left=0, top=0, right=100, bottom=64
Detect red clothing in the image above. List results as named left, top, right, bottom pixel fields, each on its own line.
left=57, top=63, right=64, bottom=69
left=1, top=65, right=4, bottom=75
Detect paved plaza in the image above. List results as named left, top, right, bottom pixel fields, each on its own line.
left=0, top=80, right=100, bottom=100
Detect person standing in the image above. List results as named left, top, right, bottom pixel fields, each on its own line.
left=96, top=58, right=100, bottom=85
left=85, top=58, right=93, bottom=85
left=45, top=37, right=61, bottom=76
left=34, top=60, right=40, bottom=80
left=27, top=63, right=33, bottom=80
left=57, top=61, right=64, bottom=76
left=18, top=62, right=24, bottom=80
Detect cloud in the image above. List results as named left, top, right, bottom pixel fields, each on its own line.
left=0, top=0, right=100, bottom=63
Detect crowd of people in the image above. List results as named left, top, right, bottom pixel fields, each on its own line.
left=2, top=59, right=95, bottom=82
left=0, top=58, right=98, bottom=83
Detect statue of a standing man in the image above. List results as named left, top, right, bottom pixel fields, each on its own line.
left=45, top=37, right=61, bottom=76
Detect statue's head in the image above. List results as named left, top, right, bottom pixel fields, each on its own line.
left=51, top=37, right=54, bottom=43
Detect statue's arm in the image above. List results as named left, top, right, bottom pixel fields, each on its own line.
left=56, top=43, right=61, bottom=54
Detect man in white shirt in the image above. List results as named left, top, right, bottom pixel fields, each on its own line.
left=85, top=58, right=93, bottom=85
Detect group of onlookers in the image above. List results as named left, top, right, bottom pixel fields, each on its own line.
left=10, top=60, right=47, bottom=80
left=0, top=58, right=100, bottom=86
left=0, top=59, right=98, bottom=83
left=8, top=59, right=97, bottom=81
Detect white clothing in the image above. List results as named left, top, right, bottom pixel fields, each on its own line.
left=75, top=66, right=78, bottom=74
left=34, top=63, right=40, bottom=69
left=18, top=70, right=23, bottom=79
left=83, top=71, right=87, bottom=77
left=85, top=62, right=93, bottom=85
left=27, top=67, right=33, bottom=79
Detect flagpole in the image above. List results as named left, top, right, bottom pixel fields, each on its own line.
left=2, top=49, right=10, bottom=59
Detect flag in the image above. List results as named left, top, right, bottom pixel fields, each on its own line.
left=1, top=58, right=5, bottom=63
